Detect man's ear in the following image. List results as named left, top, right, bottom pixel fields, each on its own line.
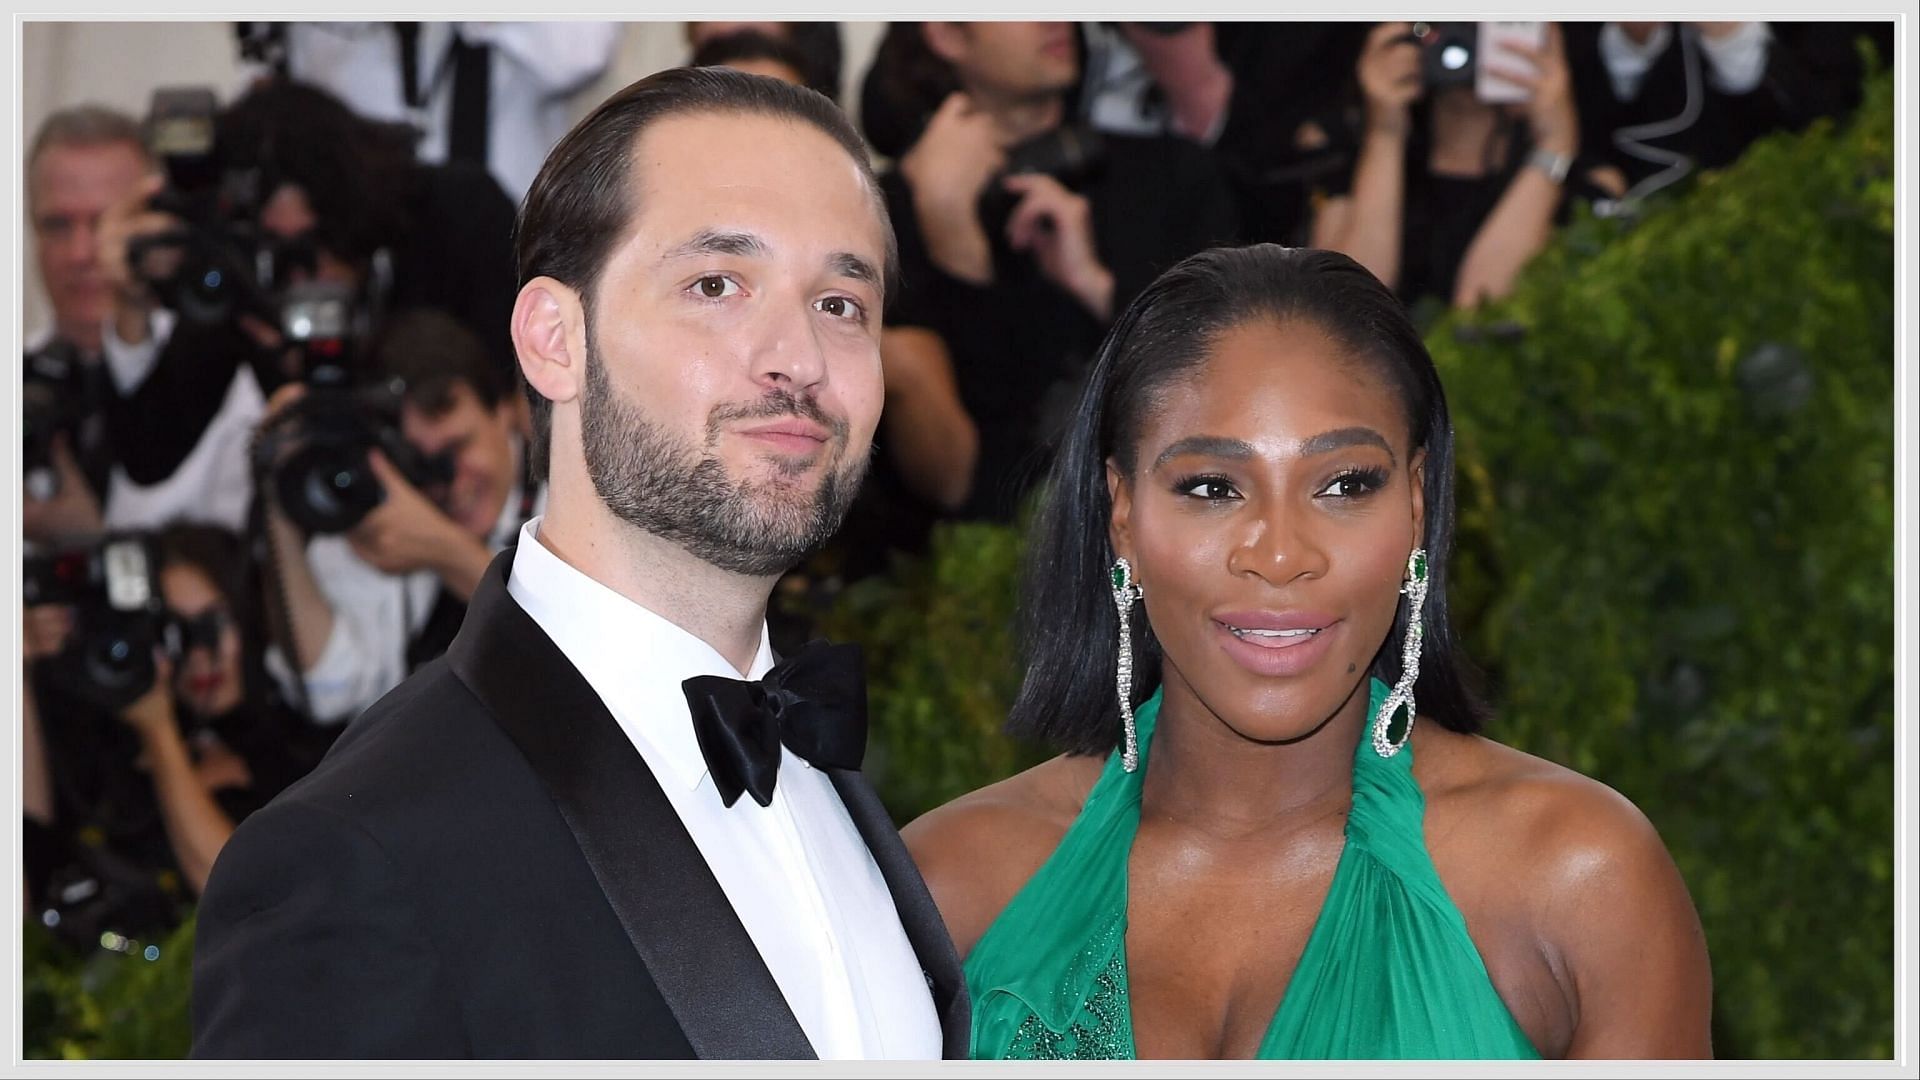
left=512, top=277, right=585, bottom=411
left=922, top=22, right=968, bottom=65
left=1106, top=458, right=1134, bottom=567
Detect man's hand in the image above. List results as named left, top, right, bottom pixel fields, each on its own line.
left=344, top=451, right=474, bottom=576
left=96, top=173, right=176, bottom=345
left=901, top=92, right=1007, bottom=286
left=23, top=435, right=104, bottom=544
left=1002, top=173, right=1115, bottom=322
left=899, top=92, right=1008, bottom=218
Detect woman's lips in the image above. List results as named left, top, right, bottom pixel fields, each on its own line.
left=1212, top=618, right=1339, bottom=678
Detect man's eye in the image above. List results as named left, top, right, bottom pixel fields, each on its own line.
left=694, top=275, right=740, bottom=299
left=815, top=296, right=866, bottom=322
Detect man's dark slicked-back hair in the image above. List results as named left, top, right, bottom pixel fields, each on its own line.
left=513, top=66, right=894, bottom=477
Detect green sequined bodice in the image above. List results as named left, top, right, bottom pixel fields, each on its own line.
left=963, top=680, right=1541, bottom=1060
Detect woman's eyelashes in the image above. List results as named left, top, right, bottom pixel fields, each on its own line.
left=1317, top=466, right=1391, bottom=499
left=1169, top=465, right=1392, bottom=504
left=1173, top=474, right=1242, bottom=502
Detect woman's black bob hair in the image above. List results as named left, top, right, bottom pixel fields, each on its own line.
left=1007, top=244, right=1487, bottom=755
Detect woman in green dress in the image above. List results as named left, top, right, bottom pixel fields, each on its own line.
left=905, top=245, right=1713, bottom=1060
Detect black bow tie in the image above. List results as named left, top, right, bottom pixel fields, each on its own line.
left=682, top=640, right=869, bottom=808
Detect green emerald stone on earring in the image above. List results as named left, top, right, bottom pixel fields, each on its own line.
left=1412, top=551, right=1428, bottom=580
left=1111, top=564, right=1127, bottom=592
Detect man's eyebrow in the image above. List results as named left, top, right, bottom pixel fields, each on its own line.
left=661, top=228, right=768, bottom=261
left=660, top=230, right=881, bottom=294
left=828, top=251, right=882, bottom=292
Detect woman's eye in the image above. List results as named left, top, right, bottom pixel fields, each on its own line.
left=815, top=295, right=866, bottom=322
left=1182, top=477, right=1239, bottom=500
left=1319, top=471, right=1384, bottom=498
left=694, top=275, right=740, bottom=299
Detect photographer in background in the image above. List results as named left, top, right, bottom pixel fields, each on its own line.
left=238, top=22, right=623, bottom=204
left=23, top=106, right=205, bottom=543
left=23, top=525, right=319, bottom=932
left=857, top=21, right=1235, bottom=532
left=1312, top=21, right=1597, bottom=313
left=259, top=309, right=542, bottom=725
left=1565, top=22, right=1891, bottom=202
left=96, top=79, right=518, bottom=507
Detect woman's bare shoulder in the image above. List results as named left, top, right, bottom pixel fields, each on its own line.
left=902, top=752, right=1106, bottom=960
left=1415, top=723, right=1712, bottom=1054
left=1415, top=724, right=1670, bottom=869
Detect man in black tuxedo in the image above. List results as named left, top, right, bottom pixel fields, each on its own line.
left=190, top=67, right=968, bottom=1059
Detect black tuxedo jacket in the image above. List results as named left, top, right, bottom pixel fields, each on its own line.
left=191, top=552, right=970, bottom=1059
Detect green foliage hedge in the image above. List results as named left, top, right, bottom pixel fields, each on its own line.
left=1428, top=69, right=1894, bottom=1059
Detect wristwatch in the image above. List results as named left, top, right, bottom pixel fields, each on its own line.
left=1527, top=147, right=1574, bottom=185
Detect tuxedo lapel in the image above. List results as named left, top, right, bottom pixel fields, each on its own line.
left=827, top=769, right=972, bottom=1058
left=447, top=553, right=815, bottom=1060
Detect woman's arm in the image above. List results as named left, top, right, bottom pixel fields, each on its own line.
left=1311, top=22, right=1422, bottom=290
left=1452, top=24, right=1580, bottom=308
left=1535, top=780, right=1714, bottom=1057
left=121, top=670, right=237, bottom=896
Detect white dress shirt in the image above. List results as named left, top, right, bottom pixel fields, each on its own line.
left=264, top=462, right=543, bottom=724
left=95, top=309, right=262, bottom=535
left=271, top=21, right=624, bottom=202
left=505, top=517, right=942, bottom=1060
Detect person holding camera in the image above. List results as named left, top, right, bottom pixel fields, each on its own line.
left=1311, top=21, right=1593, bottom=313
left=95, top=79, right=518, bottom=512
left=24, top=105, right=247, bottom=544
left=853, top=21, right=1236, bottom=541
left=258, top=308, right=542, bottom=725
left=23, top=525, right=319, bottom=933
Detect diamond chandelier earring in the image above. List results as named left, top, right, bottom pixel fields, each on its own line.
left=1372, top=548, right=1428, bottom=759
left=1111, top=557, right=1144, bottom=772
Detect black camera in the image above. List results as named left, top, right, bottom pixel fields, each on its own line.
left=253, top=339, right=455, bottom=537
left=22, top=340, right=88, bottom=502
left=978, top=124, right=1109, bottom=234
left=1409, top=22, right=1479, bottom=90
left=129, top=87, right=280, bottom=328
left=24, top=535, right=177, bottom=714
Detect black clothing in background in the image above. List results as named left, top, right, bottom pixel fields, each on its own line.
left=879, top=133, right=1238, bottom=527
left=1210, top=22, right=1371, bottom=247
left=105, top=161, right=517, bottom=487
left=1565, top=21, right=1890, bottom=191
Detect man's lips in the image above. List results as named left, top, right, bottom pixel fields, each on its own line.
left=735, top=420, right=831, bottom=454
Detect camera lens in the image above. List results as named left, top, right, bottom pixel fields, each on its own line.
left=275, top=440, right=384, bottom=534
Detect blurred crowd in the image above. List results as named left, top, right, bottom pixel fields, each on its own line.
left=19, top=20, right=1890, bottom=953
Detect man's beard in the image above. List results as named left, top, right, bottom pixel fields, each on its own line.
left=578, top=335, right=868, bottom=577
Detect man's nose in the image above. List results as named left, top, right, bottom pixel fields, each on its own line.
left=749, top=300, right=829, bottom=391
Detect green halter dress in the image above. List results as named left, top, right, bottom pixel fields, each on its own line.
left=965, top=679, right=1541, bottom=1060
